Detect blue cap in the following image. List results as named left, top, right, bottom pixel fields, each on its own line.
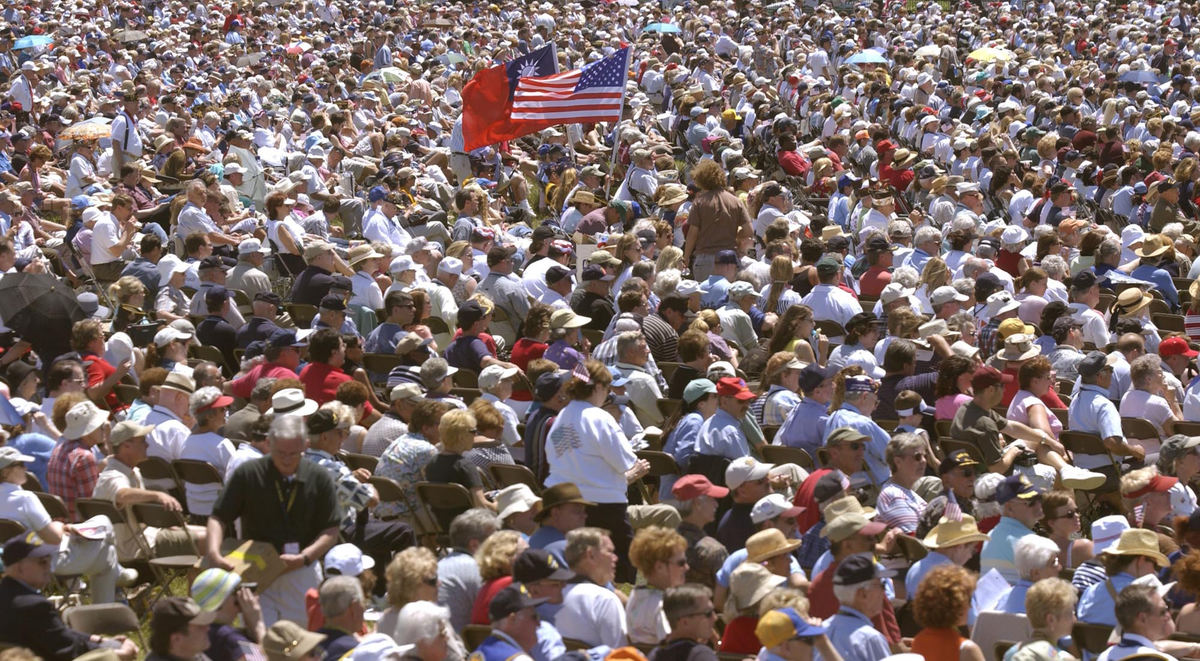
left=715, top=249, right=739, bottom=265
left=996, top=473, right=1041, bottom=504
left=368, top=186, right=388, bottom=203
left=267, top=330, right=307, bottom=349
left=71, top=195, right=91, bottom=210
left=837, top=173, right=858, bottom=190
left=608, top=365, right=630, bottom=388
left=1134, top=182, right=1148, bottom=194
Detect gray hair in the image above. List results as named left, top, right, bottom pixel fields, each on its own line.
left=832, top=581, right=873, bottom=605
left=1097, top=238, right=1122, bottom=261
left=1130, top=353, right=1164, bottom=389
left=914, top=226, right=941, bottom=247
left=616, top=331, right=646, bottom=360
left=449, top=508, right=502, bottom=549
left=318, top=575, right=364, bottom=618
left=268, top=414, right=307, bottom=444
left=961, top=257, right=990, bottom=279
left=976, top=241, right=998, bottom=259
left=250, top=378, right=277, bottom=403
left=1014, top=534, right=1061, bottom=580
left=653, top=269, right=682, bottom=299
left=393, top=600, right=451, bottom=645
left=1186, top=131, right=1200, bottom=153
left=892, top=266, right=920, bottom=289
left=1040, top=254, right=1068, bottom=280
left=885, top=432, right=927, bottom=471
left=951, top=278, right=975, bottom=298
left=1162, top=223, right=1184, bottom=240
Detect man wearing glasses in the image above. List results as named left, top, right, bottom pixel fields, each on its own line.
left=656, top=584, right=720, bottom=661
left=472, top=584, right=546, bottom=661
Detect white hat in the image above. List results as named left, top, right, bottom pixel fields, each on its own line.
left=726, top=457, right=775, bottom=490
left=550, top=308, right=590, bottom=329
left=879, top=282, right=913, bottom=305
left=1000, top=225, right=1028, bottom=246
left=267, top=388, right=319, bottom=417
left=496, top=484, right=542, bottom=521
left=63, top=400, right=109, bottom=440
left=954, top=182, right=980, bottom=195
left=916, top=72, right=932, bottom=85
left=930, top=285, right=968, bottom=307
left=437, top=256, right=464, bottom=276
left=479, top=365, right=519, bottom=390
left=238, top=238, right=271, bottom=256
left=324, top=543, right=375, bottom=576
left=154, top=326, right=193, bottom=348
left=159, top=258, right=191, bottom=286
left=985, top=290, right=1020, bottom=317
left=677, top=280, right=702, bottom=297
left=950, top=340, right=980, bottom=359
left=389, top=254, right=417, bottom=274
left=708, top=360, right=736, bottom=379
left=81, top=207, right=103, bottom=224
left=307, top=145, right=326, bottom=159
left=750, top=492, right=803, bottom=523
left=223, top=162, right=246, bottom=175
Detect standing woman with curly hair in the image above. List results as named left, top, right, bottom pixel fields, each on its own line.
left=683, top=159, right=754, bottom=281
left=910, top=565, right=985, bottom=661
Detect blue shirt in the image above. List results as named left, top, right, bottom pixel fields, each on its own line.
left=1077, top=572, right=1135, bottom=627
left=528, top=526, right=567, bottom=567
left=1068, top=383, right=1125, bottom=470
left=716, top=548, right=804, bottom=587
left=474, top=631, right=529, bottom=661
left=700, top=275, right=731, bottom=310
left=532, top=620, right=565, bottom=661
left=364, top=321, right=406, bottom=354
left=695, top=408, right=750, bottom=459
left=905, top=550, right=952, bottom=597
left=816, top=606, right=890, bottom=661
left=824, top=403, right=891, bottom=485
left=997, top=578, right=1034, bottom=615
left=659, top=412, right=704, bottom=500
left=778, top=397, right=829, bottom=457
left=980, top=516, right=1036, bottom=583
left=1130, top=264, right=1179, bottom=310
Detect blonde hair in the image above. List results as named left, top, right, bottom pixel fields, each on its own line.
left=439, top=409, right=477, bottom=453
left=1120, top=466, right=1160, bottom=500
left=628, top=526, right=687, bottom=575
left=475, top=530, right=523, bottom=581
left=385, top=547, right=438, bottom=609
left=1025, top=578, right=1078, bottom=630
left=107, top=275, right=146, bottom=303
left=656, top=246, right=684, bottom=273
left=757, top=587, right=809, bottom=617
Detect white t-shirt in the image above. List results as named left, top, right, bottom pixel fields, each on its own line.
left=1119, top=389, right=1174, bottom=438
left=145, top=406, right=190, bottom=489
left=179, top=431, right=235, bottom=516
left=556, top=581, right=628, bottom=648
left=545, top=400, right=637, bottom=503
left=625, top=586, right=669, bottom=645
left=0, top=482, right=51, bottom=537
left=90, top=213, right=125, bottom=265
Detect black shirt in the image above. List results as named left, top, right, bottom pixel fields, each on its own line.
left=290, top=265, right=335, bottom=306
left=668, top=365, right=703, bottom=400
left=874, top=372, right=937, bottom=420
left=716, top=502, right=755, bottom=552
left=197, top=315, right=237, bottom=374
left=237, top=316, right=282, bottom=349
left=425, top=452, right=483, bottom=490
left=211, top=456, right=341, bottom=553
left=573, top=291, right=616, bottom=331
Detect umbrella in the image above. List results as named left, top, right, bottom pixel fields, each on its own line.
left=58, top=117, right=111, bottom=141
left=114, top=29, right=148, bottom=43
left=643, top=22, right=682, bottom=33
left=845, top=50, right=888, bottom=65
left=967, top=46, right=1016, bottom=62
left=0, top=273, right=83, bottom=362
left=285, top=42, right=311, bottom=55
left=13, top=35, right=52, bottom=50
left=377, top=67, right=409, bottom=84
left=915, top=44, right=941, bottom=58
left=235, top=52, right=266, bottom=67
left=1118, top=70, right=1162, bottom=84
left=436, top=52, right=467, bottom=66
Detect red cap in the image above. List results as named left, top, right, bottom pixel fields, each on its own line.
left=197, top=394, right=235, bottom=412
left=672, top=475, right=730, bottom=501
left=716, top=377, right=756, bottom=401
left=1160, top=336, right=1199, bottom=358
left=970, top=366, right=1013, bottom=391
left=875, top=139, right=896, bottom=153
left=1126, top=474, right=1179, bottom=499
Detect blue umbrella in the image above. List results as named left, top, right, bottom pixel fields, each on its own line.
left=13, top=35, right=52, bottom=50
left=845, top=50, right=888, bottom=65
left=1118, top=70, right=1162, bottom=84
left=643, top=22, right=681, bottom=33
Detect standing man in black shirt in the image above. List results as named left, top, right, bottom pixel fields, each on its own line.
left=573, top=265, right=616, bottom=331
left=207, top=415, right=341, bottom=627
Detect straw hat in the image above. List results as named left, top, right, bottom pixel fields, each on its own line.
left=1135, top=234, right=1171, bottom=259
left=891, top=148, right=918, bottom=168
left=922, top=513, right=990, bottom=549
left=745, top=528, right=803, bottom=563
left=1113, top=287, right=1153, bottom=317
left=1100, top=528, right=1169, bottom=567
left=727, top=563, right=787, bottom=614
left=994, top=333, right=1041, bottom=362
left=347, top=244, right=384, bottom=268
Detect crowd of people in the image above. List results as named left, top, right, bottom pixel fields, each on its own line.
left=7, top=0, right=1200, bottom=659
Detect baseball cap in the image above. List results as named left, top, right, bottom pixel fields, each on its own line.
left=751, top=493, right=805, bottom=523
left=0, top=446, right=34, bottom=470
left=716, top=376, right=756, bottom=400
left=190, top=568, right=242, bottom=612
left=458, top=300, right=486, bottom=328
left=756, top=608, right=827, bottom=648
left=821, top=512, right=887, bottom=542
left=894, top=390, right=934, bottom=417
left=813, top=471, right=849, bottom=505
left=995, top=474, right=1042, bottom=504
left=1160, top=336, right=1199, bottom=359
left=939, top=449, right=981, bottom=475
left=726, top=457, right=774, bottom=490
left=930, top=285, right=968, bottom=307
left=970, top=366, right=1012, bottom=391
left=324, top=543, right=375, bottom=576
left=1077, top=350, right=1120, bottom=378
left=671, top=475, right=729, bottom=501
left=512, top=549, right=576, bottom=583
left=682, top=378, right=717, bottom=404
left=488, top=584, right=547, bottom=622
left=151, top=597, right=218, bottom=630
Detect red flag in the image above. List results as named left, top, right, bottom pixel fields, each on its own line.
left=461, top=45, right=559, bottom=152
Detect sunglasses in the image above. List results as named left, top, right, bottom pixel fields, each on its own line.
left=1053, top=508, right=1079, bottom=519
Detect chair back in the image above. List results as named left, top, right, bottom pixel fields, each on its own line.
left=657, top=399, right=682, bottom=419
left=172, top=459, right=225, bottom=486
left=1121, top=417, right=1162, bottom=442
left=414, top=482, right=474, bottom=533
left=136, top=457, right=183, bottom=491
left=1072, top=622, right=1115, bottom=656
left=462, top=625, right=493, bottom=651
left=636, top=450, right=681, bottom=477
left=37, top=492, right=71, bottom=521
left=938, top=438, right=985, bottom=465
left=63, top=603, right=140, bottom=637
left=761, top=445, right=815, bottom=470
left=284, top=303, right=318, bottom=327
left=488, top=464, right=540, bottom=493
left=0, top=519, right=25, bottom=540
left=971, top=612, right=1032, bottom=661
left=22, top=473, right=42, bottom=493
left=342, top=452, right=379, bottom=473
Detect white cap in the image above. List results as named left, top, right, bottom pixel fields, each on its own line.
left=930, top=285, right=968, bottom=307
left=437, top=256, right=464, bottom=276
left=223, top=162, right=246, bottom=175
left=750, top=492, right=802, bottom=523
left=324, top=543, right=375, bottom=576
left=389, top=254, right=417, bottom=273
left=954, top=181, right=980, bottom=195
left=81, top=207, right=103, bottom=224
left=154, top=326, right=193, bottom=348
left=307, top=145, right=326, bottom=159
left=237, top=238, right=270, bottom=255
left=479, top=364, right=519, bottom=390
left=880, top=282, right=913, bottom=305
left=726, top=456, right=774, bottom=490
left=677, top=280, right=702, bottom=297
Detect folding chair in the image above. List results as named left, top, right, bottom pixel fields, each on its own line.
left=1121, top=417, right=1162, bottom=445
left=136, top=457, right=184, bottom=496
left=462, top=624, right=493, bottom=651
left=130, top=502, right=201, bottom=609
left=875, top=419, right=899, bottom=433
left=284, top=303, right=318, bottom=327
left=1175, top=421, right=1200, bottom=436
left=938, top=438, right=985, bottom=466
left=172, top=459, right=225, bottom=519
left=761, top=425, right=780, bottom=444
left=1059, top=430, right=1122, bottom=515
left=971, top=611, right=1032, bottom=661
left=761, top=445, right=815, bottom=470
left=22, top=472, right=43, bottom=493
left=341, top=452, right=379, bottom=474
left=414, top=482, right=473, bottom=541
left=452, top=369, right=480, bottom=389
left=368, top=476, right=435, bottom=546
left=488, top=464, right=541, bottom=493
left=657, top=399, right=682, bottom=420
left=0, top=519, right=24, bottom=541
left=1152, top=313, right=1186, bottom=334
left=63, top=603, right=145, bottom=649
left=490, top=307, right=518, bottom=347
left=657, top=362, right=683, bottom=383
left=36, top=492, right=71, bottom=521
left=362, top=353, right=404, bottom=388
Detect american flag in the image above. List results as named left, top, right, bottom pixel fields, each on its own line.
left=512, top=47, right=630, bottom=123
left=944, top=490, right=963, bottom=522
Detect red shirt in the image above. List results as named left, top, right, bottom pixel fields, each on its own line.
left=879, top=163, right=915, bottom=191
left=509, top=338, right=549, bottom=402
left=471, top=576, right=513, bottom=625
left=858, top=266, right=892, bottom=298
left=809, top=559, right=902, bottom=644
left=793, top=469, right=831, bottom=535
left=777, top=150, right=811, bottom=177
left=229, top=362, right=299, bottom=400
left=82, top=351, right=121, bottom=412
left=719, top=616, right=761, bottom=654
left=299, top=362, right=374, bottom=415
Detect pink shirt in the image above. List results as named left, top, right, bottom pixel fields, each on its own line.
left=935, top=393, right=972, bottom=421
left=1008, top=389, right=1063, bottom=437
left=229, top=362, right=299, bottom=399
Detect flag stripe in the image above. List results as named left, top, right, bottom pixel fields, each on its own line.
left=511, top=47, right=629, bottom=124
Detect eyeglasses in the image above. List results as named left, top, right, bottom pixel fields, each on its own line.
left=840, top=442, right=865, bottom=451
left=1053, top=508, right=1079, bottom=519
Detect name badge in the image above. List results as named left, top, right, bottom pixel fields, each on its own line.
left=283, top=542, right=300, bottom=555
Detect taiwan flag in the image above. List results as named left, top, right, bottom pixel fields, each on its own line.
left=462, top=44, right=559, bottom=151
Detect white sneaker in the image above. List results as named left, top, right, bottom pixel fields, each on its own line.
left=117, top=567, right=139, bottom=587
left=1060, top=465, right=1106, bottom=490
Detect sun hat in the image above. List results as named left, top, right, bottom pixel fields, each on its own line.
left=994, top=333, right=1041, bottom=362
left=922, top=514, right=990, bottom=549
left=266, top=388, right=319, bottom=417
left=1100, top=528, right=1169, bottom=567
left=324, top=543, right=376, bottom=577
left=496, top=484, right=542, bottom=521
left=756, top=608, right=827, bottom=648
left=728, top=562, right=788, bottom=612
left=534, top=483, right=595, bottom=522
left=745, top=528, right=803, bottom=563
left=190, top=567, right=242, bottom=612
left=0, top=446, right=35, bottom=469
left=63, top=400, right=109, bottom=440
left=263, top=620, right=326, bottom=661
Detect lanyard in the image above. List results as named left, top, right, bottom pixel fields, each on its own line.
left=275, top=477, right=299, bottom=517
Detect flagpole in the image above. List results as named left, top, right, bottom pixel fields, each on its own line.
left=605, top=47, right=634, bottom=199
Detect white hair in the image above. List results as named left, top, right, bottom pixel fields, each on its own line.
left=268, top=415, right=307, bottom=444
left=1014, top=534, right=1061, bottom=580
left=653, top=268, right=682, bottom=299
left=832, top=581, right=873, bottom=604
left=393, top=600, right=452, bottom=645
left=1040, top=255, right=1068, bottom=280
left=914, top=225, right=942, bottom=246
left=318, top=575, right=364, bottom=618
left=892, top=266, right=920, bottom=289
left=973, top=472, right=1007, bottom=520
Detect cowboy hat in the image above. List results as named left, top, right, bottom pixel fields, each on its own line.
left=1113, top=287, right=1153, bottom=317
left=994, top=333, right=1041, bottom=362
left=1101, top=528, right=1169, bottom=567
left=746, top=528, right=803, bottom=563
left=1135, top=234, right=1171, bottom=259
left=922, top=514, right=990, bottom=549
